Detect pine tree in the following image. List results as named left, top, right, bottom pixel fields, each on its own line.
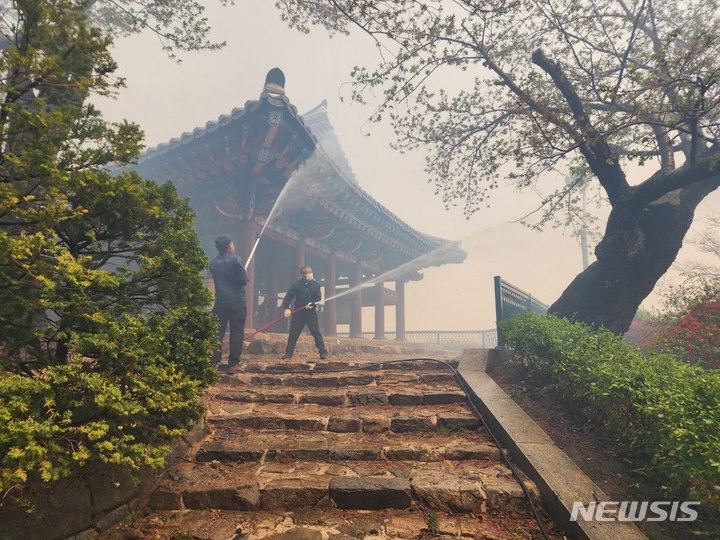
left=0, top=1, right=217, bottom=500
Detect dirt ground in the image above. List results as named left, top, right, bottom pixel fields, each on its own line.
left=489, top=361, right=720, bottom=540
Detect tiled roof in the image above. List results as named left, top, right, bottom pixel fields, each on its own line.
left=134, top=93, right=463, bottom=260
left=300, top=101, right=451, bottom=251
left=136, top=93, right=314, bottom=164
left=301, top=100, right=359, bottom=185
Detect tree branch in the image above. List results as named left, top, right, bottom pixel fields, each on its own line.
left=531, top=48, right=630, bottom=205
left=631, top=148, right=720, bottom=207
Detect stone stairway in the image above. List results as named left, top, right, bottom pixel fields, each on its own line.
left=102, top=351, right=553, bottom=539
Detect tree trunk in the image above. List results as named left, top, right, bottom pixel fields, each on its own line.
left=550, top=177, right=719, bottom=334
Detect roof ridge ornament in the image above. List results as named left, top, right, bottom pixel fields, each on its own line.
left=263, top=67, right=286, bottom=97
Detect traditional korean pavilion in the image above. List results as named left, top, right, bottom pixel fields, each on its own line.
left=129, top=69, right=466, bottom=338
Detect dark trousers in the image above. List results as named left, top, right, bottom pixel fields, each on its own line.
left=285, top=309, right=326, bottom=356
left=213, top=301, right=246, bottom=365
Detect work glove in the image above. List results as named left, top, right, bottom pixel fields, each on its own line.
left=284, top=308, right=291, bottom=318
left=305, top=302, right=315, bottom=310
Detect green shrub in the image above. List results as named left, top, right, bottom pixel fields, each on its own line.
left=0, top=0, right=219, bottom=507
left=502, top=312, right=720, bottom=509
left=0, top=308, right=216, bottom=496
left=0, top=171, right=218, bottom=502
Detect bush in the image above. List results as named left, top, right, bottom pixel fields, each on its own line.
left=502, top=312, right=720, bottom=510
left=0, top=172, right=218, bottom=503
left=0, top=308, right=217, bottom=500
left=651, top=282, right=720, bottom=370
left=0, top=0, right=219, bottom=506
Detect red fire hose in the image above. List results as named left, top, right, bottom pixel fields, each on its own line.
left=221, top=304, right=316, bottom=350
left=244, top=305, right=310, bottom=341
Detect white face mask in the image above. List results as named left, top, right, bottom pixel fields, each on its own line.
left=304, top=273, right=313, bottom=281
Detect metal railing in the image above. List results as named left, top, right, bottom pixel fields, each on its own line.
left=337, top=330, right=498, bottom=350
left=494, top=275, right=549, bottom=348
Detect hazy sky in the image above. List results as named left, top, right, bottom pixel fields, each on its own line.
left=96, top=1, right=719, bottom=330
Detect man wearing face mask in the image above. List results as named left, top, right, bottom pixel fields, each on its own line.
left=281, top=265, right=328, bottom=360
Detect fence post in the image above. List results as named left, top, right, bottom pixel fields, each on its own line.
left=494, top=276, right=505, bottom=348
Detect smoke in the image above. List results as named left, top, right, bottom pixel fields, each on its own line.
left=276, top=137, right=354, bottom=213
left=254, top=135, right=355, bottom=241
left=322, top=242, right=462, bottom=304
left=322, top=222, right=511, bottom=304
left=255, top=135, right=512, bottom=305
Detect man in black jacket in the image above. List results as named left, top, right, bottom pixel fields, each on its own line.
left=210, top=235, right=247, bottom=371
left=282, top=265, right=328, bottom=360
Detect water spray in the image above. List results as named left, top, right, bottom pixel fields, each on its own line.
left=245, top=191, right=291, bottom=266
left=239, top=222, right=511, bottom=340
left=318, top=233, right=490, bottom=306
left=319, top=243, right=461, bottom=306
left=241, top=242, right=460, bottom=340
left=246, top=209, right=280, bottom=266
left=243, top=150, right=326, bottom=267
left=243, top=136, right=357, bottom=267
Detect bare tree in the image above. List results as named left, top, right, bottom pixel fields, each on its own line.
left=688, top=212, right=720, bottom=271
left=669, top=211, right=720, bottom=290
left=274, top=0, right=720, bottom=333
left=0, top=0, right=229, bottom=59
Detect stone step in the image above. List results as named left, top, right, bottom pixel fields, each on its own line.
left=149, top=459, right=536, bottom=515
left=223, top=333, right=459, bottom=359
left=227, top=358, right=458, bottom=374
left=206, top=403, right=481, bottom=434
left=98, top=348, right=557, bottom=540
left=196, top=430, right=498, bottom=463
left=113, top=507, right=548, bottom=539
left=217, top=370, right=459, bottom=388
left=209, top=385, right=468, bottom=407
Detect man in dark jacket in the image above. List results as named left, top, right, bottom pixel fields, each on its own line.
left=282, top=265, right=328, bottom=360
left=210, top=235, right=247, bottom=370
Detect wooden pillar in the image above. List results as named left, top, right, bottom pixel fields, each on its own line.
left=395, top=279, right=406, bottom=341
left=267, top=248, right=279, bottom=320
left=350, top=263, right=362, bottom=338
left=295, top=237, right=306, bottom=275
left=240, top=219, right=256, bottom=330
left=325, top=253, right=337, bottom=336
left=374, top=281, right=386, bottom=340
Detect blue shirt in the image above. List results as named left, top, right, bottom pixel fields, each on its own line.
left=210, top=252, right=248, bottom=304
